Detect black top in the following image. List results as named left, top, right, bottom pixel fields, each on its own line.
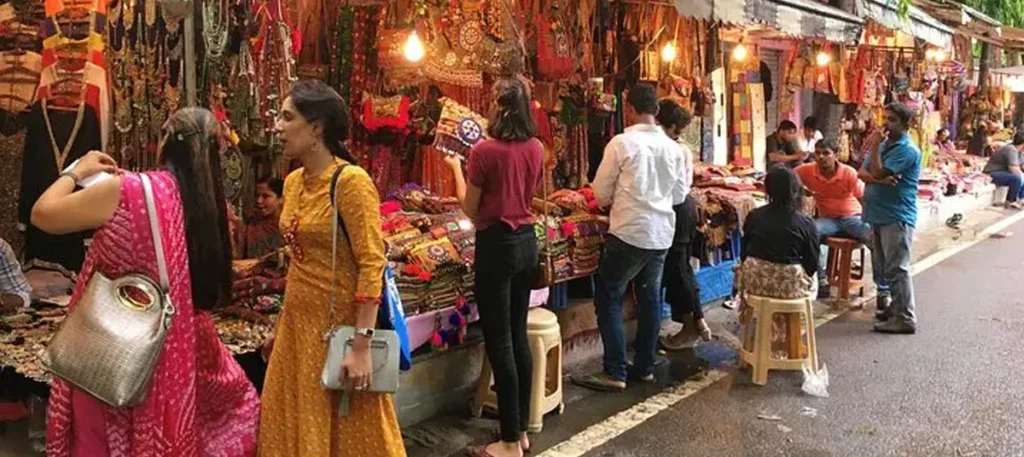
left=742, top=205, right=820, bottom=277
left=765, top=132, right=800, bottom=168
left=17, top=102, right=101, bottom=271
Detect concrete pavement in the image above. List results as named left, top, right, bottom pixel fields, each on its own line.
left=578, top=216, right=1024, bottom=457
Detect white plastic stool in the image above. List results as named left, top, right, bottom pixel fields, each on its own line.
left=472, top=307, right=564, bottom=432
left=739, top=295, right=819, bottom=386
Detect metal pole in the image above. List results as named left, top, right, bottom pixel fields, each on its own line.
left=184, top=2, right=197, bottom=106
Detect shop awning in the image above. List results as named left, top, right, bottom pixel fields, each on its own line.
left=672, top=0, right=864, bottom=43
left=913, top=0, right=1003, bottom=46
left=859, top=0, right=953, bottom=48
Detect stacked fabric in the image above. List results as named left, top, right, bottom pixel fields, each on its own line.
left=390, top=183, right=461, bottom=214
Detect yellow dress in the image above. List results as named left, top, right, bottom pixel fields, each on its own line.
left=258, top=160, right=406, bottom=457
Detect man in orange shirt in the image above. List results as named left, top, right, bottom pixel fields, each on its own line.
left=796, top=139, right=887, bottom=299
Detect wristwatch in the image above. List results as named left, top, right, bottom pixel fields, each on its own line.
left=60, top=170, right=81, bottom=185
left=354, top=327, right=375, bottom=339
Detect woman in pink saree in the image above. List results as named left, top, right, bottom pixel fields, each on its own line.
left=31, top=107, right=259, bottom=456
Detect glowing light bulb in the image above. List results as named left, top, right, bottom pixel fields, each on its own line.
left=925, top=49, right=936, bottom=60
left=732, top=44, right=748, bottom=62
left=815, top=51, right=831, bottom=67
left=661, top=42, right=677, bottom=62
left=403, top=31, right=425, bottom=63
left=934, top=50, right=947, bottom=62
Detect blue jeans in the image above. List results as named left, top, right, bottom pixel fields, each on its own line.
left=594, top=235, right=668, bottom=381
left=989, top=171, right=1024, bottom=202
left=815, top=216, right=888, bottom=292
left=872, top=223, right=916, bottom=324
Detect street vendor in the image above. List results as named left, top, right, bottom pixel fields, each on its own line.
left=0, top=237, right=31, bottom=313
left=795, top=139, right=886, bottom=300
left=237, top=176, right=285, bottom=259
left=982, top=132, right=1024, bottom=209
left=766, top=120, right=807, bottom=168
left=934, top=128, right=956, bottom=155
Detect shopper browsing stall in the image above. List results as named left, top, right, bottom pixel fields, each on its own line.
left=32, top=108, right=259, bottom=456
left=981, top=132, right=1024, bottom=209
left=445, top=77, right=543, bottom=457
left=766, top=120, right=808, bottom=168
left=259, top=80, right=406, bottom=457
left=654, top=99, right=711, bottom=350
left=573, top=84, right=687, bottom=391
left=860, top=103, right=921, bottom=334
left=795, top=139, right=887, bottom=299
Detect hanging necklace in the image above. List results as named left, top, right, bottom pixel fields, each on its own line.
left=202, top=0, right=229, bottom=59
left=41, top=97, right=86, bottom=171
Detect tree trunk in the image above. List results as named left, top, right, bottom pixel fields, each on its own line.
left=979, top=42, right=991, bottom=92
left=1013, top=93, right=1024, bottom=131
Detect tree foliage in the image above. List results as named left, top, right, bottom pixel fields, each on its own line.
left=892, top=0, right=1024, bottom=27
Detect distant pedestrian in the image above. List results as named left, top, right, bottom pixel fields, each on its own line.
left=860, top=102, right=921, bottom=334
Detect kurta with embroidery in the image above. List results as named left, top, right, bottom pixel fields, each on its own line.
left=258, top=161, right=405, bottom=457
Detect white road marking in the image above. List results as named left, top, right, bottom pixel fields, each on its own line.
left=537, top=210, right=1024, bottom=457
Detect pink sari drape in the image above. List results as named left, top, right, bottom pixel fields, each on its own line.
left=46, top=171, right=260, bottom=457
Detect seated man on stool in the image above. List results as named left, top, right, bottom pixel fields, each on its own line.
left=795, top=139, right=887, bottom=300
left=982, top=132, right=1024, bottom=209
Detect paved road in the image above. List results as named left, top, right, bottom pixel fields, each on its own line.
left=582, top=218, right=1024, bottom=457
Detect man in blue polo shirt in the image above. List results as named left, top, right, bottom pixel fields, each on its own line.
left=859, top=102, right=921, bottom=334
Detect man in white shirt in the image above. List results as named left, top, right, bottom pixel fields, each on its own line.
left=799, top=116, right=824, bottom=154
left=573, top=84, right=688, bottom=392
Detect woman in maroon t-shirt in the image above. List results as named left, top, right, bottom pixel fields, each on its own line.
left=446, top=77, right=543, bottom=457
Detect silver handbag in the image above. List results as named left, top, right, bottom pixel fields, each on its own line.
left=319, top=165, right=401, bottom=416
left=42, top=174, right=175, bottom=408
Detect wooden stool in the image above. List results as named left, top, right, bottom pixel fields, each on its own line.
left=739, top=295, right=819, bottom=386
left=825, top=237, right=866, bottom=300
left=472, top=307, right=564, bottom=432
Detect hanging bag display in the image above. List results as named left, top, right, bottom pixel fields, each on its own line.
left=535, top=6, right=574, bottom=80
left=43, top=174, right=175, bottom=408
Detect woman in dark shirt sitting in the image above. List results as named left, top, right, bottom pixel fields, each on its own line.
left=739, top=166, right=819, bottom=299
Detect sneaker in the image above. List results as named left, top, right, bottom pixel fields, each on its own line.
left=628, top=371, right=656, bottom=384
left=570, top=373, right=626, bottom=392
left=873, top=320, right=916, bottom=334
left=875, top=295, right=892, bottom=321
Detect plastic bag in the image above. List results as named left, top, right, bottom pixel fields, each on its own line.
left=801, top=362, right=829, bottom=398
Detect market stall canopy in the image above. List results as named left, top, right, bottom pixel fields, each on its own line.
left=1001, top=26, right=1024, bottom=51
left=671, top=0, right=863, bottom=43
left=913, top=0, right=1002, bottom=46
left=858, top=0, right=953, bottom=48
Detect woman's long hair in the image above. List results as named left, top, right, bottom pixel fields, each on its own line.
left=764, top=165, right=804, bottom=215
left=288, top=79, right=358, bottom=163
left=158, top=107, right=233, bottom=310
left=487, top=77, right=535, bottom=142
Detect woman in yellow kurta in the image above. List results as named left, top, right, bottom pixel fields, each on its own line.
left=259, top=80, right=407, bottom=457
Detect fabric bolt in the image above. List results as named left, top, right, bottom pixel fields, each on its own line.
left=260, top=161, right=405, bottom=457
left=872, top=223, right=916, bottom=325
left=46, top=171, right=260, bottom=457
left=795, top=162, right=864, bottom=218
left=594, top=235, right=667, bottom=381
left=0, top=237, right=31, bottom=307
left=592, top=124, right=686, bottom=250
left=466, top=138, right=544, bottom=231
left=474, top=224, right=537, bottom=443
left=862, top=133, right=922, bottom=228
left=18, top=102, right=102, bottom=271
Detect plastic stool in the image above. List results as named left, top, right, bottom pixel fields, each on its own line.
left=472, top=307, right=564, bottom=433
left=739, top=295, right=819, bottom=386
left=825, top=237, right=866, bottom=300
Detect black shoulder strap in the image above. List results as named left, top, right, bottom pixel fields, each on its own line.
left=329, top=164, right=351, bottom=241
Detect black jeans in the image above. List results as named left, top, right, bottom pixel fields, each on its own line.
left=475, top=224, right=538, bottom=442
left=663, top=196, right=703, bottom=322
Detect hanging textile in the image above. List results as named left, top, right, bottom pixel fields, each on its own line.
left=17, top=101, right=101, bottom=270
